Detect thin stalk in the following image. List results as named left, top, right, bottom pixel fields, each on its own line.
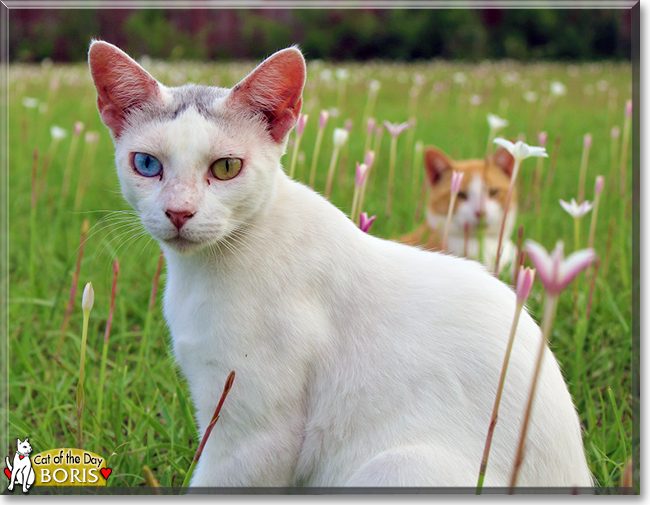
left=493, top=161, right=521, bottom=275
left=477, top=300, right=526, bottom=493
left=350, top=185, right=361, bottom=222
left=288, top=134, right=303, bottom=179
left=309, top=128, right=326, bottom=188
left=29, top=149, right=38, bottom=290
left=137, top=251, right=164, bottom=376
left=76, top=291, right=93, bottom=449
left=573, top=218, right=582, bottom=316
left=182, top=371, right=236, bottom=489
left=585, top=258, right=600, bottom=321
left=385, top=136, right=398, bottom=218
left=58, top=219, right=90, bottom=354
left=509, top=294, right=559, bottom=490
left=441, top=193, right=458, bottom=251
left=577, top=140, right=591, bottom=203
left=324, top=146, right=341, bottom=200
left=97, top=259, right=119, bottom=433
left=512, top=226, right=524, bottom=286
left=620, top=107, right=631, bottom=198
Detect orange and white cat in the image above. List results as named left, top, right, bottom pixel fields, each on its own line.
left=402, top=147, right=517, bottom=273
left=89, top=41, right=591, bottom=488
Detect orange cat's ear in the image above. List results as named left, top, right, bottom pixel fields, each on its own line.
left=88, top=40, right=164, bottom=138
left=424, top=147, right=454, bottom=185
left=228, top=47, right=306, bottom=143
left=492, top=146, right=515, bottom=177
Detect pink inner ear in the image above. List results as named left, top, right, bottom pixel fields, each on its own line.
left=492, top=147, right=516, bottom=177
left=89, top=42, right=161, bottom=137
left=424, top=148, right=453, bottom=185
left=230, top=49, right=305, bottom=142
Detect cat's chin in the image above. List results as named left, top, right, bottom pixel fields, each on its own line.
left=161, top=236, right=205, bottom=254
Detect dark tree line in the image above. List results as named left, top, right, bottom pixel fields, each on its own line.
left=9, top=8, right=632, bottom=62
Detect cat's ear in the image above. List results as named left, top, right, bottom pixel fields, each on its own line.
left=88, top=40, right=165, bottom=138
left=16, top=438, right=21, bottom=445
left=492, top=146, right=515, bottom=177
left=424, top=147, right=454, bottom=185
left=228, top=47, right=306, bottom=143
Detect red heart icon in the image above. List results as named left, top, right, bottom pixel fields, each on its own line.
left=19, top=455, right=24, bottom=460
left=4, top=468, right=10, bottom=480
left=100, top=468, right=112, bottom=480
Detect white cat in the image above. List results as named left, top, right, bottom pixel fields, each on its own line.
left=6, top=438, right=35, bottom=493
left=88, top=41, right=592, bottom=489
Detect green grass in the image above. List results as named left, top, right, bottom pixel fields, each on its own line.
left=5, top=58, right=634, bottom=491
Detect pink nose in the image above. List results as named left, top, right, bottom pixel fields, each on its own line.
left=165, top=209, right=195, bottom=229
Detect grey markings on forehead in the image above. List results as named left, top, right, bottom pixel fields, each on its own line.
left=166, top=85, right=229, bottom=120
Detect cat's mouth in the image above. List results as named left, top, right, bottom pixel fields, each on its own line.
left=163, top=234, right=203, bottom=253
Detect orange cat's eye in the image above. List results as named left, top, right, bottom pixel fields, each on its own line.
left=210, top=158, right=243, bottom=180
left=489, top=188, right=500, bottom=197
left=457, top=191, right=468, bottom=200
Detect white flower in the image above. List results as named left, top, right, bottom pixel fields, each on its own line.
left=22, top=97, right=39, bottom=108
left=333, top=128, right=349, bottom=149
left=82, top=282, right=95, bottom=313
left=50, top=125, right=67, bottom=140
left=523, top=91, right=538, bottom=103
left=493, top=138, right=548, bottom=168
left=487, top=113, right=509, bottom=132
left=453, top=72, right=467, bottom=84
left=335, top=68, right=349, bottom=81
left=550, top=81, right=567, bottom=97
left=368, top=79, right=381, bottom=93
left=470, top=94, right=482, bottom=106
left=559, top=198, right=594, bottom=219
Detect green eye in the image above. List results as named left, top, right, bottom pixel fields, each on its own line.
left=210, top=158, right=242, bottom=180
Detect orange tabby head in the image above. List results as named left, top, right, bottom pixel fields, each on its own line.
left=423, top=146, right=516, bottom=237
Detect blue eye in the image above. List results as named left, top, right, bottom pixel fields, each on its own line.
left=132, top=152, right=163, bottom=178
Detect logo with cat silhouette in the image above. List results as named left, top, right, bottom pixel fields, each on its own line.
left=5, top=437, right=35, bottom=493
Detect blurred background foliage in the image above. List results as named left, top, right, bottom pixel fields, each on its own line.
left=9, top=8, right=631, bottom=63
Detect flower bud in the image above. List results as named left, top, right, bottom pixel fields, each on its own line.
left=82, top=282, right=94, bottom=314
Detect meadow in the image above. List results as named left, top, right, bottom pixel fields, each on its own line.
left=4, top=56, right=634, bottom=491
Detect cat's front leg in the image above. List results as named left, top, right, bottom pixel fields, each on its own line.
left=189, top=418, right=304, bottom=488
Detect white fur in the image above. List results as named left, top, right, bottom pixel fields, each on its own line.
left=426, top=174, right=516, bottom=274
left=102, top=49, right=592, bottom=489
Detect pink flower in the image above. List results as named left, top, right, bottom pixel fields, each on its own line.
left=538, top=131, right=548, bottom=147
left=366, top=118, right=376, bottom=135
left=451, top=170, right=464, bottom=195
left=295, top=114, right=308, bottom=137
left=355, top=162, right=369, bottom=187
left=345, top=119, right=353, bottom=132
left=74, top=121, right=85, bottom=136
left=383, top=120, right=409, bottom=137
left=516, top=267, right=536, bottom=304
left=625, top=99, right=632, bottom=118
left=611, top=126, right=620, bottom=138
left=359, top=212, right=376, bottom=233
left=525, top=240, right=596, bottom=296
left=595, top=176, right=605, bottom=196
left=364, top=150, right=375, bottom=169
left=583, top=133, right=592, bottom=149
left=318, top=110, right=329, bottom=129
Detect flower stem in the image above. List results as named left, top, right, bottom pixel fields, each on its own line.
left=441, top=193, right=458, bottom=251
left=288, top=134, right=302, bottom=179
left=182, top=371, right=235, bottom=489
left=324, top=146, right=341, bottom=200
left=76, top=303, right=92, bottom=449
left=386, top=136, right=397, bottom=218
left=509, top=294, right=558, bottom=490
left=476, top=301, right=525, bottom=493
left=309, top=128, right=325, bottom=188
left=493, top=161, right=520, bottom=275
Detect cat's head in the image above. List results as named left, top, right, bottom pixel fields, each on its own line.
left=16, top=438, right=32, bottom=455
left=88, top=41, right=305, bottom=254
left=423, top=146, right=516, bottom=237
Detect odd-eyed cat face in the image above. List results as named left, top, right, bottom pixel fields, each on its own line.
left=424, top=146, right=515, bottom=237
left=88, top=41, right=305, bottom=254
left=16, top=438, right=32, bottom=455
